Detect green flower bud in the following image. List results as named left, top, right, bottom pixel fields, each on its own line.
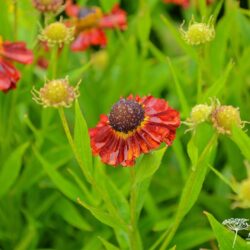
left=32, top=77, right=80, bottom=108
left=180, top=16, right=215, bottom=45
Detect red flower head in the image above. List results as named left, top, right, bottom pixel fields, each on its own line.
left=0, top=36, right=33, bottom=92
left=163, top=0, right=213, bottom=8
left=65, top=0, right=127, bottom=51
left=163, top=0, right=189, bottom=8
left=90, top=95, right=180, bottom=167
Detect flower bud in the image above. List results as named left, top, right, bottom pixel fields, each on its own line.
left=180, top=16, right=215, bottom=45
left=32, top=0, right=63, bottom=13
left=190, top=104, right=212, bottom=124
left=39, top=21, right=74, bottom=47
left=211, top=105, right=242, bottom=135
left=32, top=77, right=80, bottom=108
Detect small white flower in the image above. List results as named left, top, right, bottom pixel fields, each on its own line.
left=222, top=218, right=249, bottom=248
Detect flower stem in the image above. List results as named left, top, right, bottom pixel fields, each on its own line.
left=129, top=168, right=139, bottom=250
left=13, top=0, right=18, bottom=40
left=51, top=47, right=58, bottom=78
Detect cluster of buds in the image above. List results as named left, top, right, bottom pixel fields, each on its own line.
left=184, top=98, right=247, bottom=135
left=39, top=18, right=75, bottom=47
left=180, top=16, right=215, bottom=45
left=32, top=77, right=80, bottom=108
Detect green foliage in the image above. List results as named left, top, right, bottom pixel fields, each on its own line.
left=0, top=0, right=250, bottom=249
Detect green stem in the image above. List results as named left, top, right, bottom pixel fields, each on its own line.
left=51, top=47, right=58, bottom=78
left=196, top=47, right=205, bottom=102
left=13, top=0, right=18, bottom=40
left=129, top=168, right=137, bottom=250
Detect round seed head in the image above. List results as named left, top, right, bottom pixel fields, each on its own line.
left=180, top=16, right=215, bottom=45
left=32, top=77, right=80, bottom=108
left=109, top=99, right=145, bottom=133
left=211, top=105, right=242, bottom=135
left=190, top=104, right=212, bottom=124
left=39, top=21, right=74, bottom=47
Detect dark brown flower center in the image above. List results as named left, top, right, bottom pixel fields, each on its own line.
left=109, top=99, right=145, bottom=133
left=78, top=8, right=96, bottom=19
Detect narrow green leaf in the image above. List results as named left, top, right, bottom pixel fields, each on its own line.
left=77, top=198, right=127, bottom=231
left=167, top=57, right=190, bottom=117
left=55, top=198, right=92, bottom=231
left=137, top=4, right=151, bottom=46
left=159, top=134, right=217, bottom=249
left=201, top=60, right=234, bottom=102
left=74, top=101, right=93, bottom=176
left=0, top=143, right=29, bottom=198
left=205, top=212, right=250, bottom=250
left=173, top=228, right=214, bottom=250
left=98, top=237, right=120, bottom=250
left=187, top=134, right=198, bottom=170
left=136, top=147, right=166, bottom=184
left=231, top=125, right=250, bottom=161
left=160, top=15, right=197, bottom=61
left=33, top=148, right=83, bottom=202
left=103, top=175, right=130, bottom=223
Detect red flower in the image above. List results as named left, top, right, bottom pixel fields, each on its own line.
left=163, top=0, right=213, bottom=8
left=0, top=37, right=33, bottom=92
left=163, top=0, right=189, bottom=8
left=90, top=95, right=180, bottom=167
left=65, top=0, right=127, bottom=51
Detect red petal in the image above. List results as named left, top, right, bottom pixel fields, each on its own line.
left=99, top=4, right=127, bottom=30
left=0, top=60, right=20, bottom=92
left=71, top=29, right=107, bottom=51
left=2, top=41, right=33, bottom=64
left=65, top=0, right=80, bottom=17
left=163, top=0, right=189, bottom=7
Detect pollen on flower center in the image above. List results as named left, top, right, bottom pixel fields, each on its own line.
left=44, top=22, right=68, bottom=41
left=109, top=99, right=145, bottom=133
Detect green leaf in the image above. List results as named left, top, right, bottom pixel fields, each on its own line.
left=201, top=60, right=234, bottom=102
left=160, top=15, right=197, bottom=61
left=0, top=143, right=29, bottom=198
left=77, top=198, right=127, bottom=231
left=159, top=134, right=217, bottom=249
left=98, top=237, right=120, bottom=250
left=173, top=228, right=214, bottom=250
left=74, top=101, right=93, bottom=178
left=33, top=148, right=83, bottom=202
left=55, top=198, right=92, bottom=231
left=187, top=134, right=198, bottom=170
left=205, top=212, right=250, bottom=250
left=137, top=4, right=151, bottom=46
left=100, top=0, right=120, bottom=12
left=136, top=147, right=166, bottom=184
left=167, top=57, right=190, bottom=118
left=231, top=125, right=250, bottom=161
left=135, top=148, right=166, bottom=219
left=103, top=175, right=130, bottom=223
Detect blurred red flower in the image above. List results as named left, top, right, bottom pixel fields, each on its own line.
left=0, top=37, right=33, bottom=92
left=90, top=95, right=180, bottom=167
left=163, top=0, right=189, bottom=8
left=163, top=0, right=213, bottom=8
left=65, top=0, right=127, bottom=51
